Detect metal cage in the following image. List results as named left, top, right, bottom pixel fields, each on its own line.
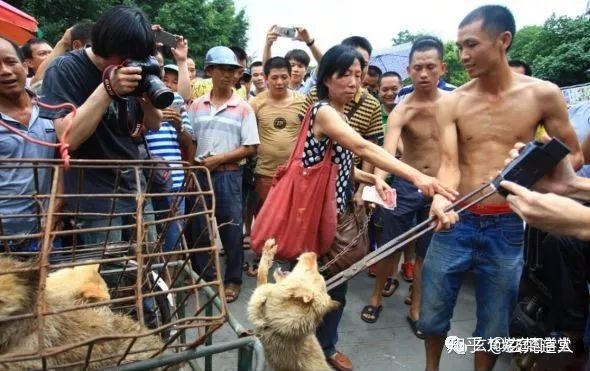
left=0, top=159, right=227, bottom=369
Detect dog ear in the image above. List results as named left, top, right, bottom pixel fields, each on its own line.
left=290, top=287, right=314, bottom=304
left=80, top=283, right=110, bottom=302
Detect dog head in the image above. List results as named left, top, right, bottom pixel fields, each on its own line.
left=47, top=264, right=110, bottom=303
left=248, top=251, right=339, bottom=338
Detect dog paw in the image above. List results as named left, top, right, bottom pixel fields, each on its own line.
left=262, top=239, right=278, bottom=259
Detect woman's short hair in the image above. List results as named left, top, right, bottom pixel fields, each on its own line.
left=316, top=45, right=366, bottom=100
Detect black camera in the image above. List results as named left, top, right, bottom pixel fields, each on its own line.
left=125, top=56, right=174, bottom=109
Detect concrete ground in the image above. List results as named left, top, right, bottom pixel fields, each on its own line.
left=193, top=250, right=513, bottom=371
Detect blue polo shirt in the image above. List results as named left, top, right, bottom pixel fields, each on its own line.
left=0, top=104, right=56, bottom=236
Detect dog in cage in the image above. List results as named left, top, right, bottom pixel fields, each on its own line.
left=248, top=239, right=339, bottom=371
left=0, top=256, right=165, bottom=369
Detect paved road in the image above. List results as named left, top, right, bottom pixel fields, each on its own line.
left=194, top=250, right=513, bottom=371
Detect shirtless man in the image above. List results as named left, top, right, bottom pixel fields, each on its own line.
left=420, top=6, right=583, bottom=371
left=361, top=38, right=448, bottom=340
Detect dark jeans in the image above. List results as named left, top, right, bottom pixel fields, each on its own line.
left=188, top=170, right=243, bottom=285
left=317, top=281, right=348, bottom=357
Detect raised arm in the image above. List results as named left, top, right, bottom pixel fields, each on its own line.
left=30, top=27, right=72, bottom=85
left=262, top=25, right=279, bottom=65
left=313, top=105, right=456, bottom=200
left=172, top=36, right=191, bottom=101
left=294, top=27, right=323, bottom=64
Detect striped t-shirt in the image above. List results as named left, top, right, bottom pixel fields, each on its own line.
left=300, top=87, right=383, bottom=141
left=188, top=91, right=259, bottom=160
left=145, top=93, right=192, bottom=191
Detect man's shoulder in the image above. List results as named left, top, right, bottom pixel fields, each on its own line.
left=361, top=89, right=381, bottom=109
left=520, top=75, right=560, bottom=98
left=48, top=49, right=89, bottom=72
left=249, top=90, right=268, bottom=106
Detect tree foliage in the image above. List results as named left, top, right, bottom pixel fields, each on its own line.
left=392, top=30, right=426, bottom=46
left=392, top=30, right=469, bottom=87
left=509, top=16, right=590, bottom=86
left=443, top=42, right=470, bottom=87
left=21, top=0, right=248, bottom=67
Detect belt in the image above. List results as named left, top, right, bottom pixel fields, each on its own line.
left=213, top=163, right=240, bottom=172
left=459, top=202, right=513, bottom=215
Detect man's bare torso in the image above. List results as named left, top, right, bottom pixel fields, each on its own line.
left=452, top=75, right=548, bottom=204
left=398, top=92, right=448, bottom=178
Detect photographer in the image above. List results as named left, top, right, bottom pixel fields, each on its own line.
left=39, top=5, right=163, bottom=246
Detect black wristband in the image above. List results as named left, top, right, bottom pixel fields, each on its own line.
left=306, top=38, right=315, bottom=47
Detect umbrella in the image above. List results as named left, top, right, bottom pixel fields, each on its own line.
left=369, top=42, right=412, bottom=81
left=0, top=0, right=38, bottom=44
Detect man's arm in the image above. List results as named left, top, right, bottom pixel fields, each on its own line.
left=374, top=107, right=404, bottom=180
left=45, top=62, right=146, bottom=151
left=140, top=97, right=163, bottom=130
left=262, top=25, right=279, bottom=65
left=502, top=180, right=590, bottom=240
left=430, top=95, right=461, bottom=229
left=539, top=82, right=584, bottom=169
left=294, top=27, right=323, bottom=63
left=31, top=27, right=72, bottom=85
left=202, top=145, right=257, bottom=171
left=172, top=36, right=191, bottom=101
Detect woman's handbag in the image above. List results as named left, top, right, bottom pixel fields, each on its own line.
left=251, top=106, right=338, bottom=261
left=319, top=202, right=370, bottom=277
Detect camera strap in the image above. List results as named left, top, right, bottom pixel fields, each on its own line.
left=102, top=64, right=127, bottom=102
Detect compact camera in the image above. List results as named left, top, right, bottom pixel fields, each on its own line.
left=125, top=56, right=174, bottom=109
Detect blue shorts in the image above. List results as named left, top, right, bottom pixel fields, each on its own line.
left=374, top=178, right=432, bottom=259
left=418, top=211, right=524, bottom=339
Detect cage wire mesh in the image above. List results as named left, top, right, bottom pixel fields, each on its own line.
left=0, top=159, right=227, bottom=369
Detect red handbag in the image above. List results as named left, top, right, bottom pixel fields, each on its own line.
left=251, top=105, right=338, bottom=261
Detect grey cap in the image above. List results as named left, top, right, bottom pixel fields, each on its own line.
left=204, top=46, right=242, bottom=69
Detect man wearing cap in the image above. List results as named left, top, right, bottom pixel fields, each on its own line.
left=188, top=46, right=260, bottom=303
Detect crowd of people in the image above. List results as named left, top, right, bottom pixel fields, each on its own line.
left=2, top=3, right=590, bottom=371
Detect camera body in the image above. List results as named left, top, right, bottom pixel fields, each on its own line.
left=491, top=138, right=570, bottom=197
left=125, top=56, right=174, bottom=109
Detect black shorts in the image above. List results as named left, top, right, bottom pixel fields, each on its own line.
left=374, top=177, right=432, bottom=259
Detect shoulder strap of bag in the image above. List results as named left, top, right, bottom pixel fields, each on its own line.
left=287, top=103, right=333, bottom=167
left=345, top=89, right=368, bottom=121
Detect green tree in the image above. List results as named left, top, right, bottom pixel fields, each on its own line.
left=22, top=0, right=249, bottom=67
left=509, top=16, right=590, bottom=86
left=443, top=42, right=469, bottom=87
left=154, top=0, right=248, bottom=67
left=391, top=31, right=469, bottom=87
left=23, top=0, right=114, bottom=43
left=392, top=30, right=426, bottom=46
left=507, top=25, right=543, bottom=64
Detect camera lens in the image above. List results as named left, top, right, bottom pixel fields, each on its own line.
left=142, top=75, right=174, bottom=109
